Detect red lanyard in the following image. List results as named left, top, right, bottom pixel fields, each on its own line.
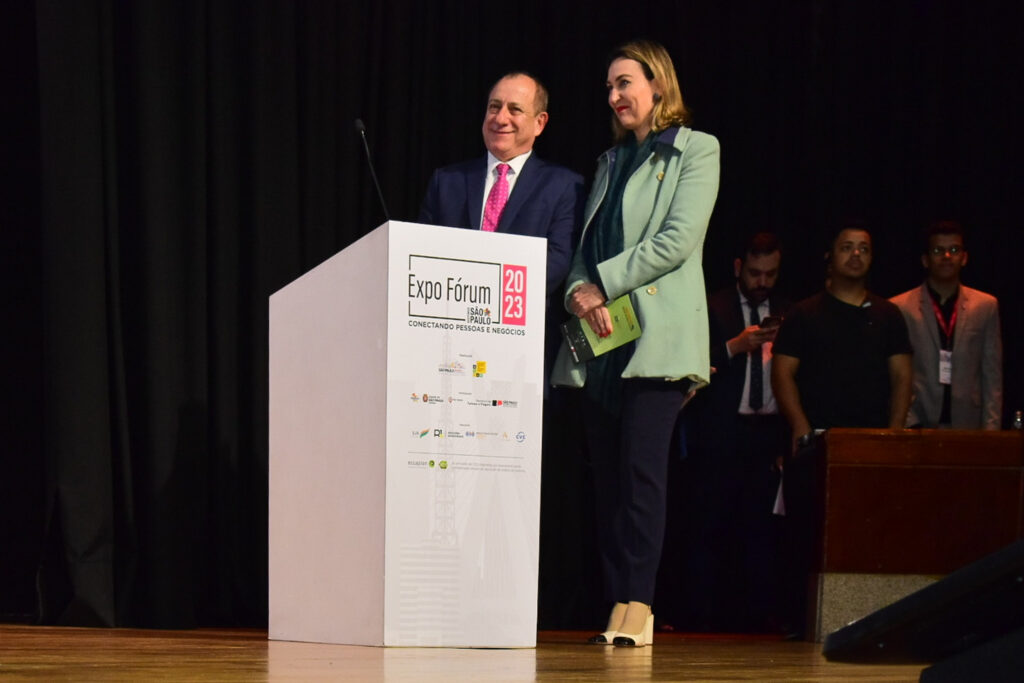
left=929, top=297, right=957, bottom=343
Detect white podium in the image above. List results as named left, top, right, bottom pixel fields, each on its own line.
left=268, top=221, right=547, bottom=647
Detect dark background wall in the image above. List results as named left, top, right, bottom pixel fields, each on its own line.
left=3, top=0, right=1020, bottom=627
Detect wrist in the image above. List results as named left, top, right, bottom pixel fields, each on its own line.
left=795, top=432, right=815, bottom=449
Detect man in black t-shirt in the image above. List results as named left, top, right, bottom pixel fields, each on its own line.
left=769, top=223, right=913, bottom=638
left=772, top=224, right=913, bottom=449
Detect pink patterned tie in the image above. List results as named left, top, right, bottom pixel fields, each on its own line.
left=482, top=163, right=510, bottom=232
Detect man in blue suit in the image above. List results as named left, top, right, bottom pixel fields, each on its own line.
left=418, top=72, right=584, bottom=297
left=419, top=76, right=584, bottom=626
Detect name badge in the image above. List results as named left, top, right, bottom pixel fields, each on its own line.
left=939, top=349, right=952, bottom=385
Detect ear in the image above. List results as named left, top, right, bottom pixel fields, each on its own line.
left=733, top=258, right=742, bottom=278
left=648, top=74, right=663, bottom=100
left=920, top=253, right=929, bottom=270
left=961, top=249, right=968, bottom=267
left=534, top=111, right=549, bottom=136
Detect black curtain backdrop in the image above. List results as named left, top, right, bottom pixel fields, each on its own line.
left=4, top=0, right=1021, bottom=627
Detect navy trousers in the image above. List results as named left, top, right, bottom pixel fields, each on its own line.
left=584, top=378, right=689, bottom=605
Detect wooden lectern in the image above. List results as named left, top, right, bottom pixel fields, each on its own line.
left=803, top=429, right=1024, bottom=641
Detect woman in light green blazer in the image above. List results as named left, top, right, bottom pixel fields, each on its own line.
left=551, top=40, right=720, bottom=647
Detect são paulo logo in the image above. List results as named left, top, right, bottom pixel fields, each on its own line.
left=466, top=306, right=492, bottom=325
left=438, top=361, right=465, bottom=375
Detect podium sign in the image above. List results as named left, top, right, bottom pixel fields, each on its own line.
left=269, top=221, right=546, bottom=647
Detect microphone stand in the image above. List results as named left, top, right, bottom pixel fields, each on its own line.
left=354, top=118, right=391, bottom=222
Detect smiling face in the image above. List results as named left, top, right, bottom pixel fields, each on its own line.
left=607, top=57, right=658, bottom=141
left=922, top=233, right=967, bottom=284
left=481, top=75, right=548, bottom=161
left=830, top=229, right=873, bottom=280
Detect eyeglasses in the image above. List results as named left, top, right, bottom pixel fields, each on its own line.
left=930, top=245, right=963, bottom=256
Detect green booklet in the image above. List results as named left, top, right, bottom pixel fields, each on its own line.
left=560, top=294, right=642, bottom=364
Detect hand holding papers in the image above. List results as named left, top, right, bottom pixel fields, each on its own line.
left=560, top=294, right=642, bottom=364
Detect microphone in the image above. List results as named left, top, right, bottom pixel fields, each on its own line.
left=354, top=118, right=391, bottom=221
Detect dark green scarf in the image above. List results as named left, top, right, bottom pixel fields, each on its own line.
left=580, top=132, right=658, bottom=414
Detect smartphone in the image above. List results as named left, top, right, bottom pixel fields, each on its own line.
left=759, top=315, right=782, bottom=329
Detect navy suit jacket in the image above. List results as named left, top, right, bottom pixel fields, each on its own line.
left=688, top=286, right=792, bottom=453
left=418, top=153, right=584, bottom=295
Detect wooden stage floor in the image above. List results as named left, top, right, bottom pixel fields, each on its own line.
left=0, top=624, right=926, bottom=681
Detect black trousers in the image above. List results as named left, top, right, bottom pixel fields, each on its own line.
left=584, top=378, right=689, bottom=605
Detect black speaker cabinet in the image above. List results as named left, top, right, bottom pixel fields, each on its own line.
left=823, top=539, right=1024, bottom=665
left=919, top=627, right=1024, bottom=683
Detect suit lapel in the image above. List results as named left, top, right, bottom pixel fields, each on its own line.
left=496, top=154, right=540, bottom=233
left=919, top=284, right=941, bottom=351
left=466, top=157, right=487, bottom=231
left=769, top=295, right=788, bottom=317
left=732, top=291, right=747, bottom=332
left=731, top=292, right=749, bottom=376
left=952, top=286, right=970, bottom=353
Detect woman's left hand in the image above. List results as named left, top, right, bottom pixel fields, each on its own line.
left=583, top=305, right=614, bottom=338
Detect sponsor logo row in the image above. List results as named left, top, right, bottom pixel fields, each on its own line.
left=410, top=393, right=519, bottom=408
left=412, top=428, right=527, bottom=443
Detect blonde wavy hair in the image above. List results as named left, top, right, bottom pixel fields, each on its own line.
left=608, top=40, right=690, bottom=142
